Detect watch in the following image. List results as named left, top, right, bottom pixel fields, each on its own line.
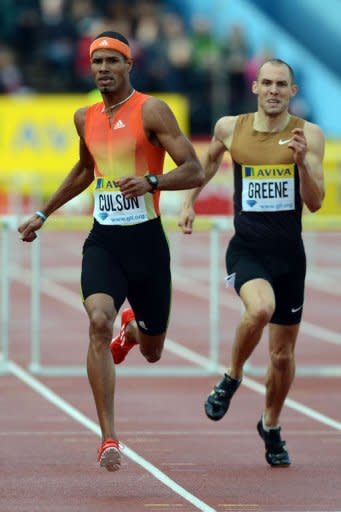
left=145, top=174, right=159, bottom=192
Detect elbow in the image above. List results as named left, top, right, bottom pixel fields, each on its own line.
left=307, top=203, right=321, bottom=213
left=307, top=201, right=322, bottom=213
left=304, top=188, right=325, bottom=213
left=306, top=195, right=324, bottom=213
left=195, top=174, right=205, bottom=188
left=193, top=164, right=205, bottom=187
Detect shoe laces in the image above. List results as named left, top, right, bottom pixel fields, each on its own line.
left=118, top=325, right=127, bottom=347
left=265, top=428, right=287, bottom=452
left=214, top=386, right=227, bottom=397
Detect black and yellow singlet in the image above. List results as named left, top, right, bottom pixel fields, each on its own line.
left=230, top=113, right=305, bottom=247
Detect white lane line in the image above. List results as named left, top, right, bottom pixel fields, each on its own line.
left=8, top=361, right=217, bottom=512
left=165, top=338, right=341, bottom=431
left=0, top=430, right=339, bottom=437
left=11, top=265, right=341, bottom=346
left=10, top=265, right=341, bottom=431
left=173, top=274, right=341, bottom=346
left=308, top=267, right=341, bottom=295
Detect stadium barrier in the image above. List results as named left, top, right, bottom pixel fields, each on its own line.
left=1, top=214, right=340, bottom=377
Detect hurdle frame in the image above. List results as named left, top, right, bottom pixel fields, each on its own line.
left=1, top=214, right=340, bottom=377
left=0, top=216, right=13, bottom=375
left=28, top=216, right=226, bottom=377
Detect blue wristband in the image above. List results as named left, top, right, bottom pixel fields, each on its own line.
left=35, top=210, right=48, bottom=222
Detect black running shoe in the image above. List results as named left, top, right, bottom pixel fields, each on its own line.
left=204, top=373, right=242, bottom=421
left=257, top=418, right=291, bottom=467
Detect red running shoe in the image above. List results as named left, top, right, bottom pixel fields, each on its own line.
left=110, top=308, right=137, bottom=364
left=97, top=438, right=121, bottom=471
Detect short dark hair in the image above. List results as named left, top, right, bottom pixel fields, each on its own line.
left=94, top=31, right=130, bottom=47
left=257, top=58, right=295, bottom=84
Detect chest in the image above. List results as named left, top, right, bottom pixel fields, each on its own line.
left=88, top=112, right=144, bottom=161
left=231, top=131, right=296, bottom=166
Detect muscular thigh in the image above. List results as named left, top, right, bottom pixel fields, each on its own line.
left=271, top=241, right=306, bottom=325
left=226, top=235, right=306, bottom=325
left=127, top=224, right=171, bottom=336
left=82, top=217, right=171, bottom=336
left=81, top=244, right=128, bottom=312
left=271, top=270, right=305, bottom=325
left=226, top=236, right=272, bottom=294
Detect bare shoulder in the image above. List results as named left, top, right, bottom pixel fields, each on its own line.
left=74, top=107, right=88, bottom=137
left=142, top=97, right=178, bottom=131
left=143, top=96, right=169, bottom=114
left=303, top=120, right=325, bottom=153
left=74, top=106, right=88, bottom=124
left=303, top=120, right=325, bottom=141
left=214, top=115, right=238, bottom=148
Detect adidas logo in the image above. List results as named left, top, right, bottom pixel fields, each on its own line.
left=99, top=39, right=109, bottom=47
left=113, top=119, right=125, bottom=130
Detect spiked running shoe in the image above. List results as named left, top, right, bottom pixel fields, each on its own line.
left=110, top=308, right=137, bottom=364
left=97, top=438, right=121, bottom=472
left=204, top=373, right=242, bottom=421
left=257, top=418, right=291, bottom=467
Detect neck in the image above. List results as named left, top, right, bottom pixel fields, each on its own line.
left=102, top=88, right=135, bottom=114
left=254, top=111, right=291, bottom=133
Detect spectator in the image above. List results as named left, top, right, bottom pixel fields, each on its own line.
left=220, top=24, right=249, bottom=115
left=0, top=45, right=28, bottom=94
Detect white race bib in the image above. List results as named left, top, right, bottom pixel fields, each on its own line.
left=93, top=179, right=149, bottom=225
left=241, top=164, right=295, bottom=212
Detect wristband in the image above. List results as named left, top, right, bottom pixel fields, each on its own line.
left=35, top=210, right=48, bottom=222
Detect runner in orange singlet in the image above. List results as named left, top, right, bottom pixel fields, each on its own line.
left=18, top=31, right=204, bottom=471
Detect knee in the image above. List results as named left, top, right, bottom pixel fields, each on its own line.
left=248, top=304, right=274, bottom=328
left=140, top=347, right=162, bottom=363
left=89, top=310, right=112, bottom=345
left=270, top=349, right=294, bottom=371
left=139, top=332, right=165, bottom=363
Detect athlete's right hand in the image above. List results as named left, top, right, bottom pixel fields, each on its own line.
left=178, top=205, right=196, bottom=234
left=18, top=215, right=44, bottom=242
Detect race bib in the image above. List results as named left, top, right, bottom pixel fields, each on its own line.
left=241, top=164, right=295, bottom=212
left=93, top=177, right=148, bottom=225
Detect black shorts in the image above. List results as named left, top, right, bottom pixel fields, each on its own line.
left=225, top=234, right=306, bottom=325
left=81, top=217, right=171, bottom=335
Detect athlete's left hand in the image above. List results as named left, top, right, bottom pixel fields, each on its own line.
left=288, top=128, right=308, bottom=166
left=115, top=176, right=153, bottom=198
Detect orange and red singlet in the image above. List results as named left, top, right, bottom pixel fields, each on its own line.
left=85, top=91, right=165, bottom=226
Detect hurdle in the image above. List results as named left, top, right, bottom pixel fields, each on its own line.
left=27, top=215, right=228, bottom=377
left=1, top=214, right=340, bottom=377
left=0, top=216, right=13, bottom=375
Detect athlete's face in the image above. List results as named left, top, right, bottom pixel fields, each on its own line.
left=90, top=49, right=132, bottom=94
left=252, top=63, right=298, bottom=117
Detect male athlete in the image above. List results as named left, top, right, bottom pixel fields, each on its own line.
left=19, top=31, right=204, bottom=471
left=179, top=58, right=325, bottom=466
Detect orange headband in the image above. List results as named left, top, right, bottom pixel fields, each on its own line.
left=89, top=37, right=132, bottom=59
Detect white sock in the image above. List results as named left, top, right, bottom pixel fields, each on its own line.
left=262, top=414, right=280, bottom=431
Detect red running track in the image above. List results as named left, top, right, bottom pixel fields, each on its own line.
left=1, top=229, right=340, bottom=512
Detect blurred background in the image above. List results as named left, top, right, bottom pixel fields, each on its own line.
left=0, top=0, right=340, bottom=218
left=0, top=0, right=340, bottom=384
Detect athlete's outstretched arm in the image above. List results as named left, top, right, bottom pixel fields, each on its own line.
left=179, top=116, right=235, bottom=234
left=18, top=108, right=95, bottom=242
left=288, top=123, right=325, bottom=212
